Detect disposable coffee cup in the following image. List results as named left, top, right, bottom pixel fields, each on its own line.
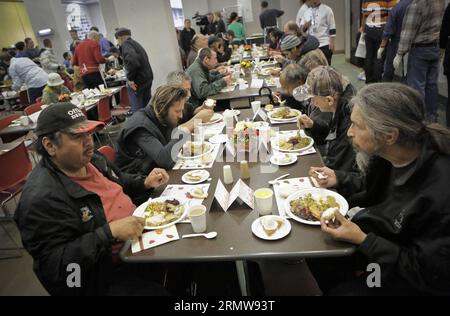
left=188, top=205, right=207, bottom=233
left=254, top=188, right=274, bottom=216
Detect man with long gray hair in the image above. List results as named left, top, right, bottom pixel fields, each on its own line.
left=308, top=83, right=450, bottom=295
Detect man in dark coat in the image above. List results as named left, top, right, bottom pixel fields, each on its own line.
left=308, top=83, right=450, bottom=296
left=15, top=103, right=170, bottom=295
left=115, top=28, right=154, bottom=112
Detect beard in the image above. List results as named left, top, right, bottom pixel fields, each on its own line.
left=355, top=150, right=372, bottom=175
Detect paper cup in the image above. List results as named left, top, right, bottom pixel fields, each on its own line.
left=188, top=205, right=207, bottom=233
left=254, top=188, right=274, bottom=216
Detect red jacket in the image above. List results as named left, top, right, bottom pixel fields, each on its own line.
left=72, top=39, right=106, bottom=77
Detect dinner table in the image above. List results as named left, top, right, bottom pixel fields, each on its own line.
left=120, top=108, right=355, bottom=296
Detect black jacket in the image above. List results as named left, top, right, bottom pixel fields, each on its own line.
left=306, top=84, right=356, bottom=172
left=14, top=153, right=150, bottom=296
left=180, top=28, right=196, bottom=55
left=115, top=106, right=188, bottom=176
left=346, top=145, right=450, bottom=295
left=440, top=3, right=450, bottom=75
left=120, top=38, right=153, bottom=94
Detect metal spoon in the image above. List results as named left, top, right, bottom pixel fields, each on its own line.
left=182, top=232, right=218, bottom=240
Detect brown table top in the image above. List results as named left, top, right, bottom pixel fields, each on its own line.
left=0, top=122, right=36, bottom=137
left=210, top=75, right=281, bottom=102
left=120, top=109, right=355, bottom=263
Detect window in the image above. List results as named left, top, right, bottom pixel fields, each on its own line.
left=170, top=0, right=185, bottom=29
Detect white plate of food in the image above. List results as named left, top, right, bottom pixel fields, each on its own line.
left=178, top=141, right=214, bottom=160
left=199, top=113, right=223, bottom=126
left=134, top=197, right=188, bottom=230
left=182, top=170, right=210, bottom=184
left=272, top=134, right=314, bottom=152
left=268, top=108, right=301, bottom=121
left=284, top=188, right=349, bottom=226
left=252, top=121, right=270, bottom=129
left=209, top=134, right=229, bottom=144
left=251, top=215, right=291, bottom=241
left=270, top=153, right=298, bottom=166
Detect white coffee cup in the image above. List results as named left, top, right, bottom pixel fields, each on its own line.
left=99, top=84, right=105, bottom=92
left=254, top=188, right=274, bottom=216
left=251, top=101, right=261, bottom=115
left=20, top=116, right=29, bottom=126
left=188, top=205, right=207, bottom=233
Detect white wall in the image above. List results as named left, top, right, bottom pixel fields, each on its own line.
left=110, top=0, right=182, bottom=89
left=181, top=0, right=210, bottom=34
left=87, top=3, right=107, bottom=38
left=99, top=0, right=119, bottom=45
left=23, top=0, right=71, bottom=60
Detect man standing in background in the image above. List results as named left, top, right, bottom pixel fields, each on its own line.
left=394, top=0, right=445, bottom=122
left=180, top=19, right=196, bottom=55
left=259, top=1, right=284, bottom=31
left=115, top=27, right=154, bottom=112
left=72, top=31, right=106, bottom=89
left=300, top=0, right=336, bottom=65
left=361, top=0, right=397, bottom=83
left=69, top=29, right=80, bottom=55
left=377, top=0, right=412, bottom=82
left=296, top=0, right=308, bottom=27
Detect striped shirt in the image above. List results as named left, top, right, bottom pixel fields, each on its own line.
left=362, top=0, right=398, bottom=28
left=397, top=0, right=445, bottom=55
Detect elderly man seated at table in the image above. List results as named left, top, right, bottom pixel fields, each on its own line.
left=115, top=85, right=214, bottom=176
left=42, top=73, right=71, bottom=105
left=186, top=48, right=232, bottom=108
left=166, top=70, right=216, bottom=124
left=278, top=34, right=328, bottom=71
left=186, top=34, right=208, bottom=68
left=15, top=102, right=170, bottom=296
left=307, top=83, right=450, bottom=296
left=296, top=66, right=356, bottom=172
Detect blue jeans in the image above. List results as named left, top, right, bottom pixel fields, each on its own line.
left=407, top=46, right=440, bottom=121
left=127, top=83, right=152, bottom=113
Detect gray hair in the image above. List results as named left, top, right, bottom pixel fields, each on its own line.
left=87, top=31, right=100, bottom=40
left=352, top=83, right=450, bottom=155
left=166, top=71, right=192, bottom=87
left=281, top=64, right=309, bottom=86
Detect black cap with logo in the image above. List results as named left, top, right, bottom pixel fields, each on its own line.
left=36, top=102, right=105, bottom=136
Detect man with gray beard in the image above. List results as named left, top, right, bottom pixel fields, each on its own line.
left=308, top=83, right=450, bottom=295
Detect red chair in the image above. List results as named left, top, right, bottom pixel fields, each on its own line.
left=98, top=146, right=116, bottom=162
left=19, top=90, right=29, bottom=107
left=24, top=103, right=42, bottom=116
left=96, top=96, right=114, bottom=147
left=0, top=142, right=33, bottom=257
left=35, top=97, right=43, bottom=103
left=98, top=96, right=112, bottom=124
left=111, top=86, right=131, bottom=117
left=0, top=114, right=20, bottom=130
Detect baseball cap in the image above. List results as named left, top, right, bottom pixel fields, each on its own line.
left=36, top=102, right=105, bottom=136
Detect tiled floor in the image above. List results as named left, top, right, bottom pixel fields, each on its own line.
left=0, top=54, right=448, bottom=296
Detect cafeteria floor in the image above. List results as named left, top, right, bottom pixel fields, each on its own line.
left=0, top=54, right=448, bottom=296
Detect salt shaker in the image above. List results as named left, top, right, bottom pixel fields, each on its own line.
left=223, top=165, right=234, bottom=184
left=240, top=161, right=250, bottom=180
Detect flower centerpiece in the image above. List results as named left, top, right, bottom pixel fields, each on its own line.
left=233, top=121, right=260, bottom=152
left=240, top=60, right=253, bottom=75
left=244, top=45, right=252, bottom=52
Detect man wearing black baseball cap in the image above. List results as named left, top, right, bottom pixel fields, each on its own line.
left=15, top=102, right=170, bottom=295
left=115, top=27, right=154, bottom=113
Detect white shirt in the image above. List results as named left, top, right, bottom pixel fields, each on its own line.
left=296, top=3, right=309, bottom=27
left=300, top=3, right=336, bottom=48
left=8, top=57, right=48, bottom=91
